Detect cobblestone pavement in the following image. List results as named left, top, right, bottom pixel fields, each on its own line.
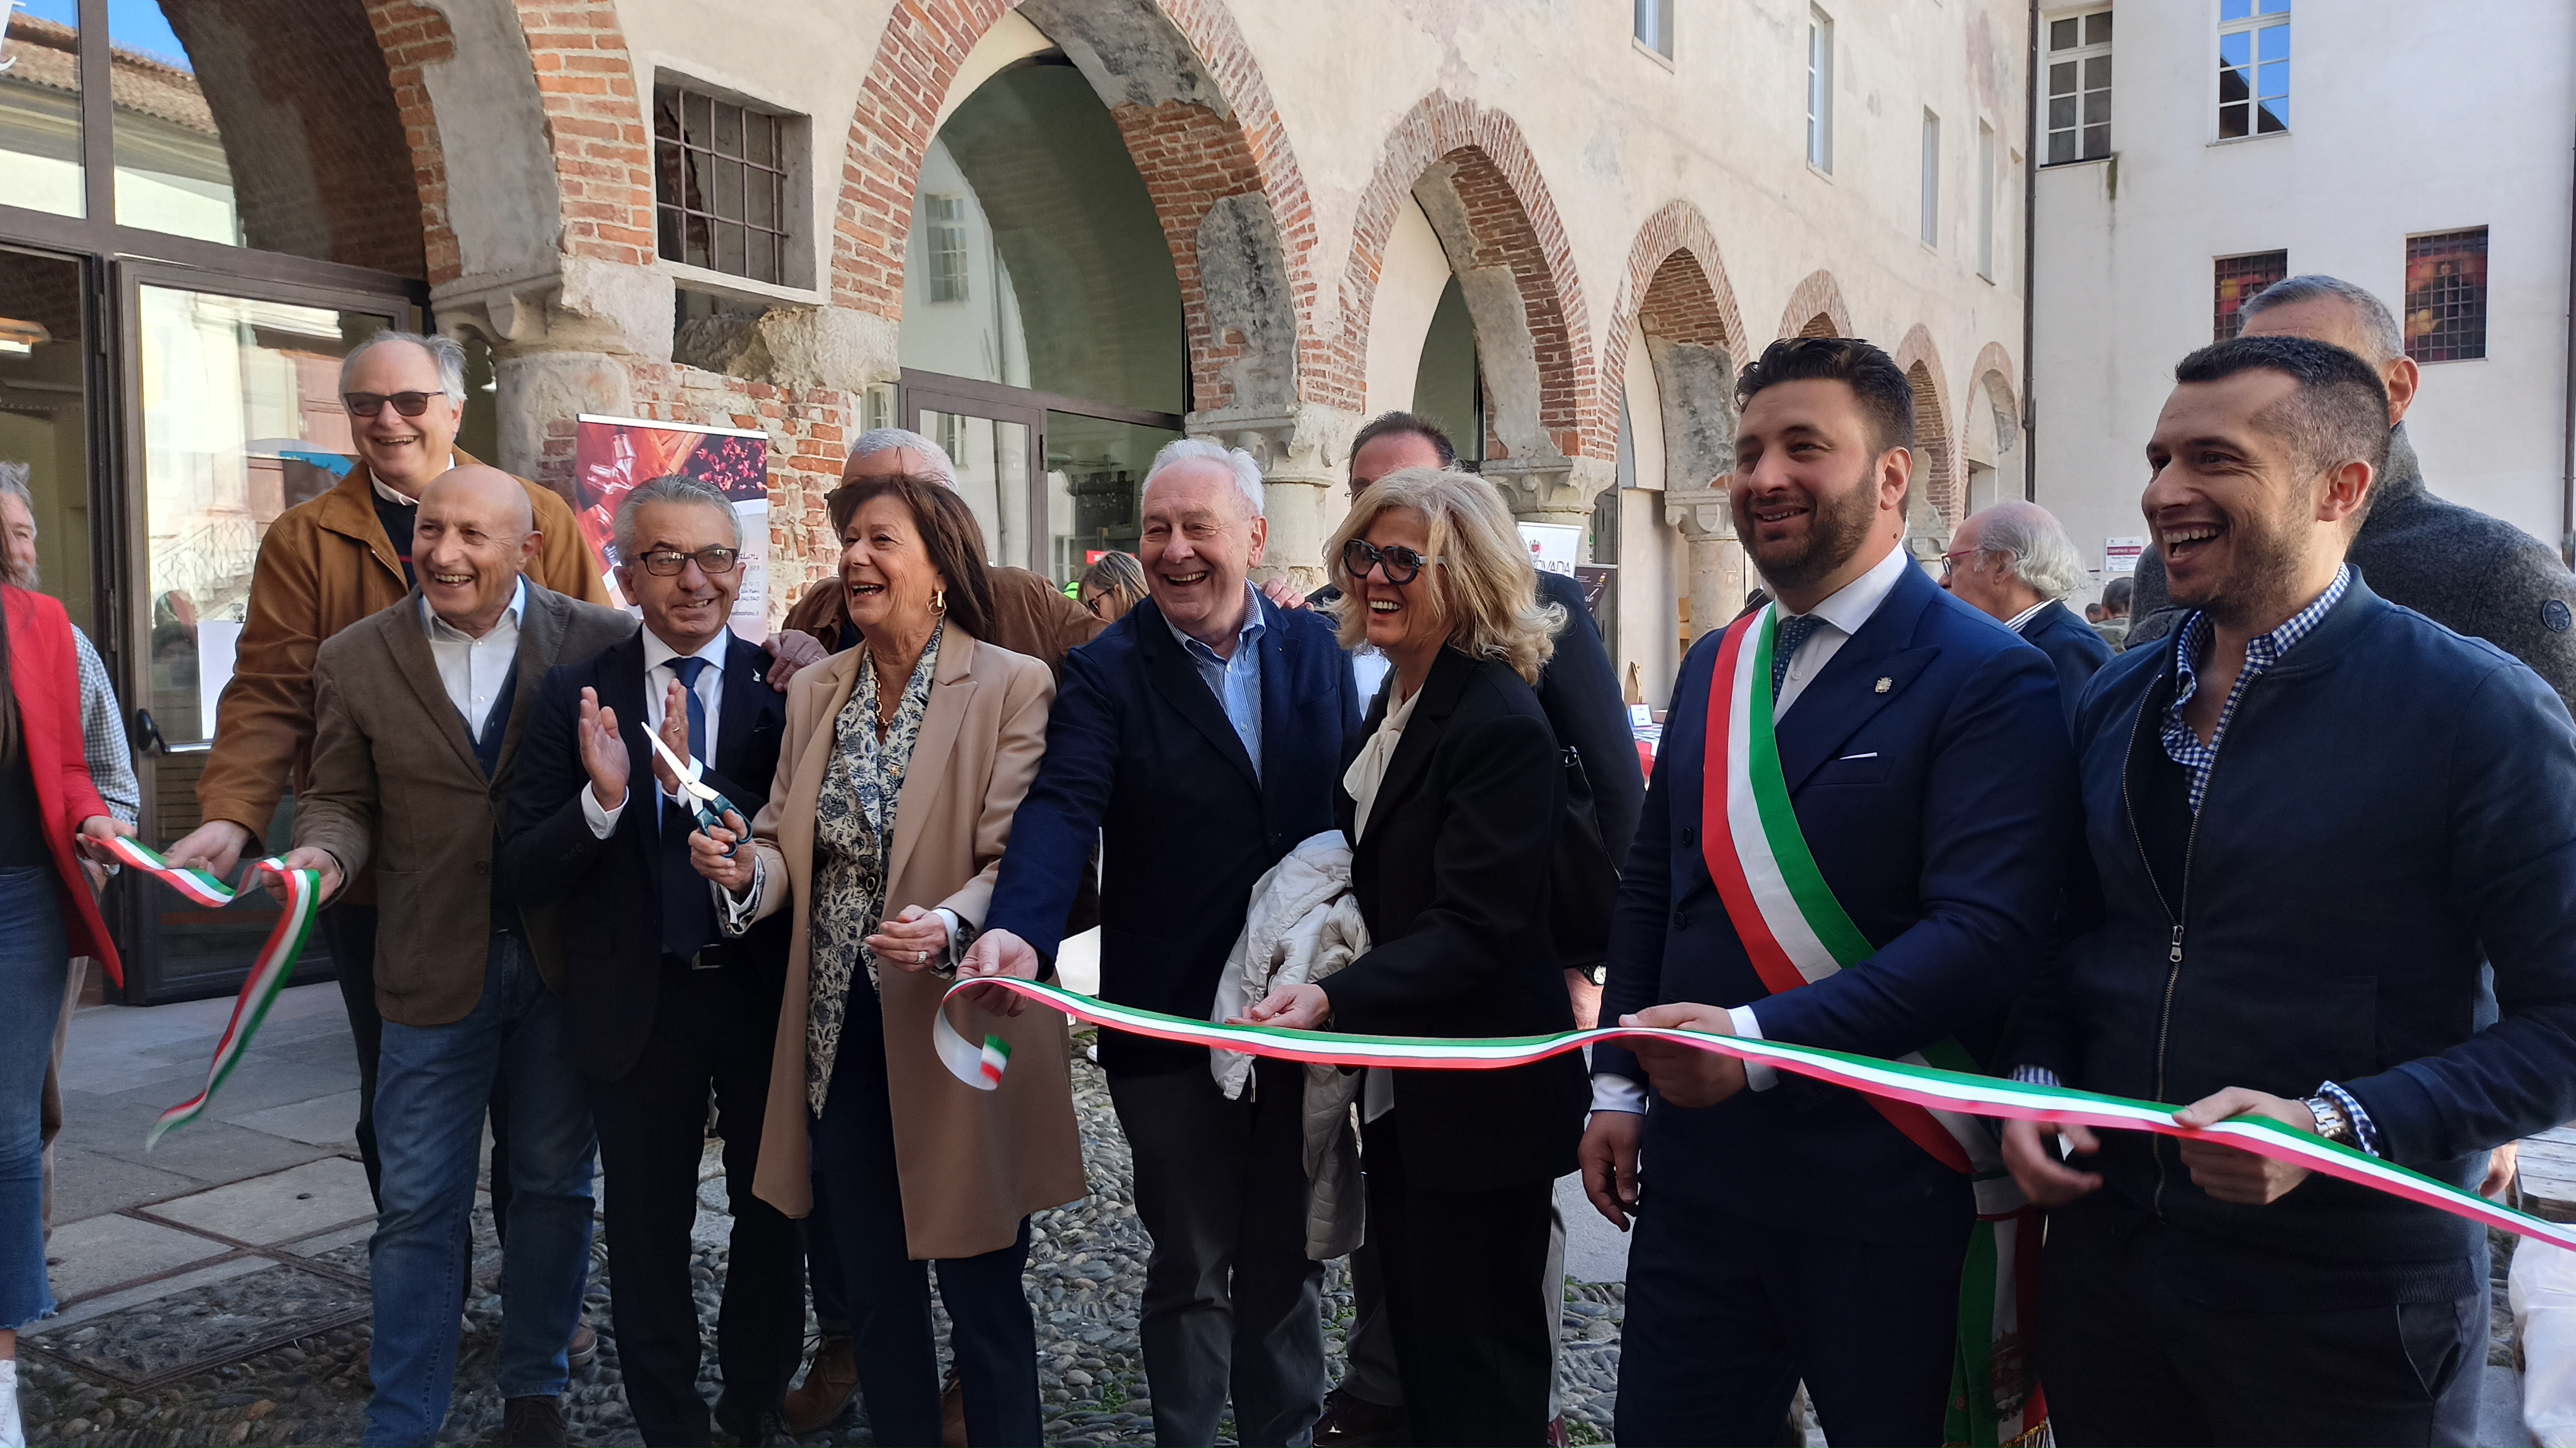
left=13, top=1033, right=1624, bottom=1446
left=11, top=1032, right=2529, bottom=1447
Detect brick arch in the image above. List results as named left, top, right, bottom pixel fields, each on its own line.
left=364, top=1, right=461, bottom=284
left=1964, top=339, right=2021, bottom=469
left=1889, top=324, right=1960, bottom=524
left=1335, top=93, right=1603, bottom=460
left=512, top=0, right=653, bottom=270
left=1603, top=202, right=1748, bottom=489
left=1777, top=269, right=1853, bottom=341
left=828, top=0, right=1320, bottom=414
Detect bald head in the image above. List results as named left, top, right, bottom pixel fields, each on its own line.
left=416, top=464, right=541, bottom=636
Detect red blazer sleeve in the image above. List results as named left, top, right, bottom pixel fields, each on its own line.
left=7, top=585, right=120, bottom=978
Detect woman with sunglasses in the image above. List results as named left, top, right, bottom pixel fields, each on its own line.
left=1239, top=467, right=1588, bottom=1446
left=1075, top=551, right=1148, bottom=623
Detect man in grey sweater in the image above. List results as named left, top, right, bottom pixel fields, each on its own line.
left=2127, top=275, right=2576, bottom=711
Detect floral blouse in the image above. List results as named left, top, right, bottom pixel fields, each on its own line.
left=805, top=624, right=941, bottom=1114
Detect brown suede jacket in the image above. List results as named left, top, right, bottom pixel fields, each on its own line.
left=194, top=456, right=610, bottom=863
left=779, top=563, right=1103, bottom=679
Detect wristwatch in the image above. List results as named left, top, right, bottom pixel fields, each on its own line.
left=2303, top=1093, right=2358, bottom=1146
left=1574, top=960, right=1608, bottom=987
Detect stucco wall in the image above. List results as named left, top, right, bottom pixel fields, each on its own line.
left=2033, top=0, right=2576, bottom=603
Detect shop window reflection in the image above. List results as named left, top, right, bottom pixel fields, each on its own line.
left=0, top=0, right=85, bottom=218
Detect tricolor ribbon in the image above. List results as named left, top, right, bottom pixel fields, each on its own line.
left=934, top=975, right=2576, bottom=1253
left=104, top=836, right=325, bottom=1147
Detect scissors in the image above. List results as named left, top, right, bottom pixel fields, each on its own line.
left=644, top=727, right=745, bottom=858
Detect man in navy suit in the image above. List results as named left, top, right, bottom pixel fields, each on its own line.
left=964, top=439, right=1361, bottom=1447
left=1941, top=500, right=2115, bottom=723
left=1581, top=338, right=2079, bottom=1446
left=502, top=477, right=798, bottom=1446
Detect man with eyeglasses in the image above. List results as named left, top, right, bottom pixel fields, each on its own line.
left=502, top=476, right=799, bottom=1445
left=168, top=330, right=608, bottom=1225
left=1939, top=500, right=2111, bottom=725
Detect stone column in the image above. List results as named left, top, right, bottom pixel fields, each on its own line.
left=434, top=259, right=677, bottom=485
left=1192, top=404, right=1359, bottom=596
left=1482, top=456, right=1617, bottom=531
left=1665, top=483, right=1742, bottom=646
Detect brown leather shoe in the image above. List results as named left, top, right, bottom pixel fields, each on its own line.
left=565, top=1320, right=597, bottom=1371
left=1314, top=1387, right=1407, bottom=1446
left=782, top=1333, right=858, bottom=1436
left=500, top=1395, right=569, bottom=1447
left=940, top=1367, right=966, bottom=1447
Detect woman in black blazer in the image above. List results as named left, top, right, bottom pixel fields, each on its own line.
left=1243, top=467, right=1588, bottom=1446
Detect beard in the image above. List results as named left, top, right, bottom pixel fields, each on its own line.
left=2, top=559, right=34, bottom=590
left=1738, top=475, right=1883, bottom=597
left=2165, top=497, right=2311, bottom=631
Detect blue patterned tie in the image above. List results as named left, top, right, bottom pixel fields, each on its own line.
left=670, top=655, right=710, bottom=760
left=1771, top=614, right=1823, bottom=702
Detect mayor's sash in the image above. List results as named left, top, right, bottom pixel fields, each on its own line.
left=1701, top=604, right=2045, bottom=1447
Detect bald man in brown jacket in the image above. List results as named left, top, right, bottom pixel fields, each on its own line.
left=166, top=332, right=609, bottom=1214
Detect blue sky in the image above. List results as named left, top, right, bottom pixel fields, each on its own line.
left=14, top=0, right=192, bottom=71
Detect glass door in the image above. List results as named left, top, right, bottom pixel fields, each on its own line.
left=116, top=262, right=404, bottom=1003
left=904, top=378, right=1041, bottom=573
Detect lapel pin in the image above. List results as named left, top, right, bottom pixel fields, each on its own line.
left=1874, top=677, right=1892, bottom=693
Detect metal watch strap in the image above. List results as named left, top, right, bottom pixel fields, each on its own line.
left=2304, top=1093, right=2356, bottom=1146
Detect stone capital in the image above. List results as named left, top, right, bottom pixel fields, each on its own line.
left=1189, top=404, right=1360, bottom=491
left=433, top=258, right=673, bottom=361
left=1481, top=456, right=1617, bottom=526
left=1663, top=485, right=1734, bottom=542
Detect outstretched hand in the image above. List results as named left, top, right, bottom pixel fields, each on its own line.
left=2172, top=1087, right=2319, bottom=1205
left=956, top=927, right=1042, bottom=1015
left=1232, top=982, right=1330, bottom=1031
left=2001, top=1117, right=2103, bottom=1207
left=1618, top=1003, right=1745, bottom=1108
left=576, top=687, right=627, bottom=810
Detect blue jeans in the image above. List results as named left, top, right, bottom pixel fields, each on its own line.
left=0, top=867, right=68, bottom=1332
left=363, top=932, right=596, bottom=1446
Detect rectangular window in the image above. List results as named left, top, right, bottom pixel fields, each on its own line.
left=1920, top=111, right=1940, bottom=246
left=1633, top=0, right=1673, bottom=58
left=1807, top=9, right=1834, bottom=172
left=2213, top=250, right=2288, bottom=340
left=2405, top=228, right=2489, bottom=364
left=2045, top=7, right=2112, bottom=164
left=1977, top=122, right=1997, bottom=278
left=925, top=194, right=971, bottom=304
left=653, top=80, right=796, bottom=285
left=2217, top=0, right=2289, bottom=139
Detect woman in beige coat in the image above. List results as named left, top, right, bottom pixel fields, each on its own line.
left=691, top=473, right=1082, bottom=1446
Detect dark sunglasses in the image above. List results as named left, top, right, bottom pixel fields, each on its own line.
left=635, top=546, right=741, bottom=576
left=1342, top=537, right=1441, bottom=586
left=344, top=390, right=440, bottom=418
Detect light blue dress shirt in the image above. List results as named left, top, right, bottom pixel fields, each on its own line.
left=1165, top=584, right=1267, bottom=780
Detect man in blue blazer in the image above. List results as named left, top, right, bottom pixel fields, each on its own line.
left=1941, top=499, right=2115, bottom=724
left=1582, top=339, right=2079, bottom=1446
left=965, top=440, right=1361, bottom=1447
left=501, top=478, right=797, bottom=1446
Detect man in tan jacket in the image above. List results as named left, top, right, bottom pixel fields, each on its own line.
left=271, top=466, right=634, bottom=1447
left=166, top=331, right=608, bottom=1208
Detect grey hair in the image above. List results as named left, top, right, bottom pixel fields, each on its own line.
left=850, top=427, right=958, bottom=487
left=0, top=461, right=30, bottom=515
left=2242, top=275, right=2406, bottom=368
left=1144, top=438, right=1266, bottom=518
left=613, top=474, right=741, bottom=559
left=1964, top=500, right=2085, bottom=600
left=339, top=330, right=467, bottom=403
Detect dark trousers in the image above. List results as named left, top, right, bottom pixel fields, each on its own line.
left=1360, top=1114, right=1554, bottom=1446
left=325, top=902, right=513, bottom=1235
left=1107, top=1058, right=1325, bottom=1447
left=1613, top=1198, right=1967, bottom=1446
left=811, top=982, right=1038, bottom=1447
left=589, top=961, right=802, bottom=1446
left=2039, top=1205, right=2485, bottom=1446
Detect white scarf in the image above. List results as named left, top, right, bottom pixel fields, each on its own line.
left=1343, top=677, right=1424, bottom=842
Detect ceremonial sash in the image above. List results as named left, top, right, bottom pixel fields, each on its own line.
left=1699, top=605, right=2042, bottom=1446
left=102, top=838, right=325, bottom=1146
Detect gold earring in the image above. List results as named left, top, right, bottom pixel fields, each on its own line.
left=931, top=586, right=947, bottom=615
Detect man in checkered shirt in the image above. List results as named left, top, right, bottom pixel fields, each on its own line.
left=1, top=463, right=139, bottom=1236
left=2000, top=336, right=2576, bottom=1445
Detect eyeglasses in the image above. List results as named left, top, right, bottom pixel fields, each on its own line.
left=1342, top=537, right=1441, bottom=586
left=1938, top=545, right=2012, bottom=580
left=343, top=390, right=440, bottom=418
left=634, top=546, right=741, bottom=576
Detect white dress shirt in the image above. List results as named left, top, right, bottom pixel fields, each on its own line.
left=420, top=577, right=525, bottom=738
left=582, top=628, right=733, bottom=838
left=1592, top=544, right=1915, bottom=1115
left=2004, top=599, right=2050, bottom=634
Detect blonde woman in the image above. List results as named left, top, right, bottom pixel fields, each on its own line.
left=1241, top=467, right=1588, bottom=1446
left=1074, top=551, right=1148, bottom=623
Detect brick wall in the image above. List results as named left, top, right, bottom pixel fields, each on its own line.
left=1111, top=99, right=1267, bottom=412
left=533, top=366, right=857, bottom=626
left=1336, top=93, right=1608, bottom=461
left=1778, top=270, right=1853, bottom=341
left=516, top=0, right=653, bottom=268
left=365, top=0, right=458, bottom=284
left=1601, top=202, right=1748, bottom=426
left=1892, top=325, right=1958, bottom=524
